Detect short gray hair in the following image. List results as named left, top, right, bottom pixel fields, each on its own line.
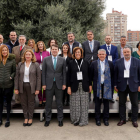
left=19, top=35, right=26, bottom=40
left=123, top=46, right=131, bottom=51
left=98, top=49, right=106, bottom=54
left=86, top=30, right=94, bottom=35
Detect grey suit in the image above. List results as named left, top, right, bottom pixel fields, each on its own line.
left=117, top=44, right=132, bottom=59
left=82, top=40, right=100, bottom=63
left=42, top=55, right=66, bottom=121
left=14, top=62, right=41, bottom=119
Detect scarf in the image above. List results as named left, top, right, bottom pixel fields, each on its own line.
left=97, top=58, right=112, bottom=100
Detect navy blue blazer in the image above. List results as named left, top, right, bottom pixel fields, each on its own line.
left=100, top=44, right=118, bottom=66
left=114, top=57, right=140, bottom=92
left=90, top=60, right=114, bottom=93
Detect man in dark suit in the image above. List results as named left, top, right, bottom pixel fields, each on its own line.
left=82, top=30, right=100, bottom=101
left=82, top=30, right=100, bottom=63
left=63, top=32, right=82, bottom=54
left=6, top=31, right=19, bottom=50
left=12, top=35, right=31, bottom=107
left=90, top=49, right=114, bottom=126
left=100, top=35, right=118, bottom=66
left=114, top=47, right=140, bottom=127
left=116, top=36, right=132, bottom=101
left=100, top=35, right=118, bottom=103
left=42, top=44, right=66, bottom=127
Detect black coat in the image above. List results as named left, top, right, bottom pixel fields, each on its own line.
left=67, top=59, right=92, bottom=92
left=59, top=54, right=72, bottom=86
left=90, top=60, right=114, bottom=93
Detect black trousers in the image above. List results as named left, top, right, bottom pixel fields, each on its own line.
left=0, top=87, right=13, bottom=121
left=63, top=88, right=69, bottom=104
left=119, top=86, right=138, bottom=122
left=94, top=84, right=109, bottom=121
left=45, top=82, right=63, bottom=121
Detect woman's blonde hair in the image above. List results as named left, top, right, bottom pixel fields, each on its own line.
left=72, top=47, right=84, bottom=59
left=0, top=45, right=9, bottom=65
left=21, top=49, right=36, bottom=63
left=35, top=41, right=46, bottom=52
left=27, top=39, right=36, bottom=49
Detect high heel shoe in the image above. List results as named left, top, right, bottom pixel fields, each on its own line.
left=28, top=123, right=32, bottom=126
left=23, top=123, right=28, bottom=126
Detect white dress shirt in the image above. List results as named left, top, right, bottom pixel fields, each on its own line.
left=100, top=60, right=105, bottom=83
left=124, top=57, right=131, bottom=70
left=88, top=40, right=94, bottom=52
left=124, top=57, right=131, bottom=85
left=23, top=62, right=32, bottom=82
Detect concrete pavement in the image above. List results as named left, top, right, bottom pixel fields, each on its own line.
left=0, top=114, right=140, bottom=140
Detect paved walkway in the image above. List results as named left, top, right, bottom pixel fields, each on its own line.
left=0, top=114, right=140, bottom=140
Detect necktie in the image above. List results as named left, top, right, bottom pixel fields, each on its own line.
left=53, top=57, right=56, bottom=81
left=108, top=46, right=110, bottom=52
left=20, top=46, right=22, bottom=51
left=90, top=41, right=93, bottom=52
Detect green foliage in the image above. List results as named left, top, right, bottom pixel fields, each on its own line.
left=0, top=0, right=106, bottom=47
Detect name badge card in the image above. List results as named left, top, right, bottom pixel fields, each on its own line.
left=77, top=71, right=83, bottom=80
left=124, top=70, right=130, bottom=78
left=91, top=56, right=93, bottom=60
left=108, top=55, right=112, bottom=61
left=101, top=74, right=104, bottom=83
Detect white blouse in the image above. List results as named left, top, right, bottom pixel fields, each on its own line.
left=23, top=62, right=32, bottom=82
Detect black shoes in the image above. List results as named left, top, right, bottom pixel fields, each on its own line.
left=5, top=121, right=10, bottom=127
left=44, top=121, right=50, bottom=127
left=28, top=123, right=32, bottom=126
left=42, top=102, right=46, bottom=106
left=23, top=123, right=28, bottom=126
left=58, top=121, right=63, bottom=127
left=104, top=120, right=109, bottom=126
left=74, top=122, right=79, bottom=126
left=96, top=121, right=101, bottom=126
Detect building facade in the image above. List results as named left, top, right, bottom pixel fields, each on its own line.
left=104, top=9, right=127, bottom=43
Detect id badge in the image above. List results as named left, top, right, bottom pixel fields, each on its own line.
left=91, top=56, right=93, bottom=60
left=108, top=55, right=112, bottom=61
left=77, top=71, right=83, bottom=80
left=124, top=70, right=130, bottom=78
left=101, top=74, right=104, bottom=83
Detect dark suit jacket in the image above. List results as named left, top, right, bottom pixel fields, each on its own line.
left=82, top=40, right=100, bottom=63
left=14, top=62, right=41, bottom=94
left=100, top=44, right=118, bottom=66
left=114, top=57, right=140, bottom=92
left=42, top=55, right=66, bottom=90
left=67, top=59, right=92, bottom=92
left=117, top=44, right=132, bottom=59
left=59, top=54, right=72, bottom=67
left=12, top=45, right=31, bottom=64
left=90, top=60, right=114, bottom=93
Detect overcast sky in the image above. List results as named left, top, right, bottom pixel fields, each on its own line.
left=102, top=0, right=140, bottom=31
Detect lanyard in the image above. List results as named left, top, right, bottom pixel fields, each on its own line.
left=75, top=59, right=83, bottom=71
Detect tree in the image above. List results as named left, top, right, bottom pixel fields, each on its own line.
left=0, top=0, right=106, bottom=46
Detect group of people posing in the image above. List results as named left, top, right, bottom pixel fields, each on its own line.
left=0, top=30, right=140, bottom=128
